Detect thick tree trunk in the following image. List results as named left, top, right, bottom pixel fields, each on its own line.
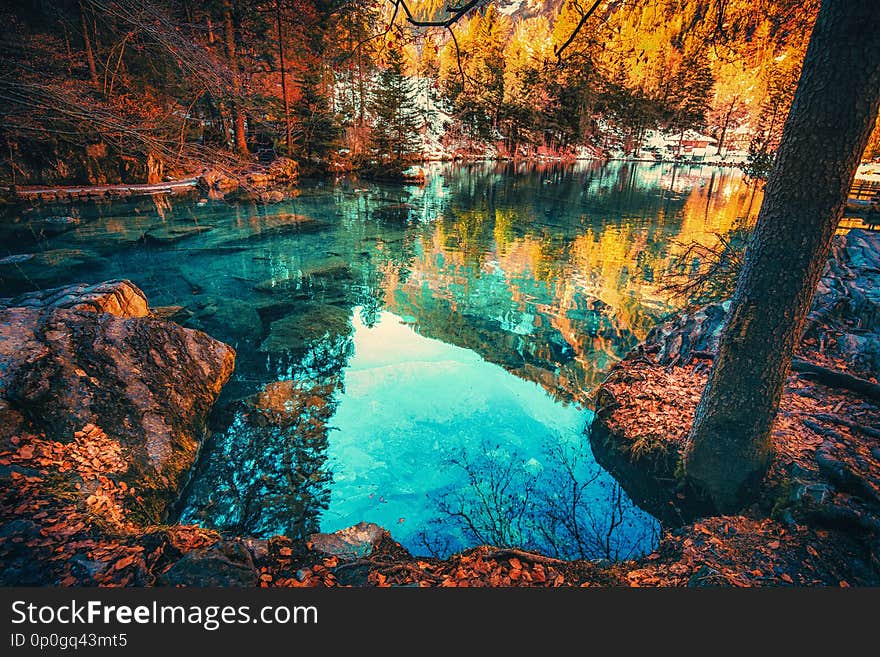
left=684, top=0, right=880, bottom=512
left=79, top=2, right=99, bottom=87
left=224, top=6, right=248, bottom=156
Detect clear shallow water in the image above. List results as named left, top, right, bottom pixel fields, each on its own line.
left=0, top=161, right=761, bottom=559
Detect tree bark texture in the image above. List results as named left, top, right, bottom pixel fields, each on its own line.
left=275, top=0, right=292, bottom=155
left=79, top=2, right=99, bottom=87
left=224, top=6, right=248, bottom=156
left=684, top=0, right=880, bottom=512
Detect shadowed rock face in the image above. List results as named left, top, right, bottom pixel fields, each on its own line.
left=0, top=280, right=235, bottom=519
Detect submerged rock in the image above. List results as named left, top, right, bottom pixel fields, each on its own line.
left=141, top=224, right=213, bottom=245
left=372, top=202, right=416, bottom=225
left=308, top=522, right=386, bottom=559
left=260, top=302, right=352, bottom=353
left=254, top=259, right=353, bottom=296
left=218, top=215, right=331, bottom=246
left=0, top=248, right=100, bottom=295
left=0, top=279, right=235, bottom=518
left=0, top=215, right=81, bottom=247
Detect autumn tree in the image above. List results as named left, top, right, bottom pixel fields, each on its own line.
left=221, top=1, right=249, bottom=155
left=684, top=0, right=880, bottom=512
left=329, top=0, right=382, bottom=161
left=664, top=45, right=715, bottom=152
left=742, top=54, right=802, bottom=180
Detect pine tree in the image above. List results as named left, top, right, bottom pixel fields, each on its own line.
left=666, top=47, right=715, bottom=137
left=369, top=43, right=422, bottom=173
left=292, top=65, right=340, bottom=168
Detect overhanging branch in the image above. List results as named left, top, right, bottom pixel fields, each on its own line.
left=554, top=0, right=604, bottom=62
left=393, top=0, right=484, bottom=28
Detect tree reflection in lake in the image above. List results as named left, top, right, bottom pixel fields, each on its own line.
left=3, top=161, right=762, bottom=558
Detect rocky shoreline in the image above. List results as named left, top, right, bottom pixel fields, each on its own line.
left=2, top=157, right=300, bottom=205
left=1, top=230, right=879, bottom=586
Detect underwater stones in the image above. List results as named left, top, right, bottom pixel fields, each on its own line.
left=0, top=280, right=235, bottom=518
left=0, top=253, right=34, bottom=265
left=260, top=302, right=352, bottom=353
left=65, top=220, right=149, bottom=253
left=0, top=248, right=101, bottom=295
left=308, top=522, right=386, bottom=560
left=372, top=202, right=416, bottom=225
left=254, top=259, right=354, bottom=297
left=151, top=305, right=191, bottom=322
left=195, top=298, right=261, bottom=341
left=245, top=379, right=334, bottom=428
left=0, top=215, right=80, bottom=248
left=301, top=259, right=353, bottom=281
left=141, top=224, right=213, bottom=245
left=219, top=216, right=331, bottom=246
left=2, top=215, right=81, bottom=242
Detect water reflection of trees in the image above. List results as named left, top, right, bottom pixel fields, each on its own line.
left=181, top=332, right=353, bottom=540
left=419, top=441, right=660, bottom=561
left=376, top=161, right=761, bottom=405
left=179, top=161, right=760, bottom=545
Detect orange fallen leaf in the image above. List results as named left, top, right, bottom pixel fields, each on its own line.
left=113, top=555, right=136, bottom=571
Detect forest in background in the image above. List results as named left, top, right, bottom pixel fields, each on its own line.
left=1, top=0, right=879, bottom=186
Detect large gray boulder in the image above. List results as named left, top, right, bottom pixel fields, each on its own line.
left=0, top=280, right=235, bottom=518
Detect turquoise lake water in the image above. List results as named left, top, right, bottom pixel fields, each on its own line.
left=0, top=161, right=762, bottom=559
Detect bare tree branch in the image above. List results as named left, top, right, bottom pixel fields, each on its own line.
left=394, top=0, right=485, bottom=29
left=554, top=0, right=605, bottom=62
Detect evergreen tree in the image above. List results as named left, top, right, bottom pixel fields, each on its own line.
left=292, top=65, right=340, bottom=167
left=370, top=43, right=422, bottom=171
left=665, top=47, right=715, bottom=138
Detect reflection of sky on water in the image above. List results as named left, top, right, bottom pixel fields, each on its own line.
left=2, top=161, right=763, bottom=559
left=325, top=309, right=605, bottom=554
